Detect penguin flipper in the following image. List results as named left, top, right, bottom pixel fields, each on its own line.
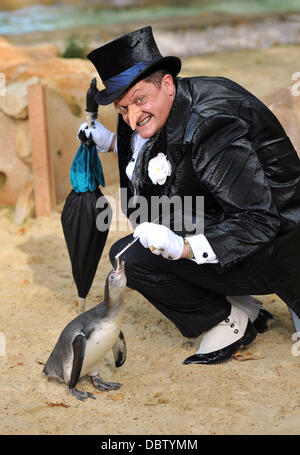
left=69, top=332, right=86, bottom=389
left=112, top=330, right=127, bottom=367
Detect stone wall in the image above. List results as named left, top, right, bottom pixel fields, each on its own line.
left=0, top=37, right=118, bottom=222
left=1, top=36, right=300, bottom=223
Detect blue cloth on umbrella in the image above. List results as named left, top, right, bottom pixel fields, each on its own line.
left=70, top=143, right=105, bottom=193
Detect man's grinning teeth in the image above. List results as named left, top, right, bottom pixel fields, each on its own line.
left=138, top=116, right=151, bottom=126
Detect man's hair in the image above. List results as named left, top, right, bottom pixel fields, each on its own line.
left=144, top=69, right=172, bottom=87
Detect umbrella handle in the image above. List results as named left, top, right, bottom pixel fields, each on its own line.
left=86, top=111, right=98, bottom=128
left=86, top=78, right=99, bottom=128
left=78, top=297, right=86, bottom=313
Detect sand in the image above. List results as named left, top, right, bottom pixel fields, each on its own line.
left=0, top=181, right=299, bottom=436
left=1, top=31, right=300, bottom=434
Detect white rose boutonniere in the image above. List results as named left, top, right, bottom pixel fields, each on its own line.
left=148, top=153, right=172, bottom=185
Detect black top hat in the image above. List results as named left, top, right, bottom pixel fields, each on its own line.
left=87, top=26, right=181, bottom=105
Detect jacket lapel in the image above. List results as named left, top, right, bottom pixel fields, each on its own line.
left=118, top=78, right=193, bottom=198
left=164, top=78, right=192, bottom=168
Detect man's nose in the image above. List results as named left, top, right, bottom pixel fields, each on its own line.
left=127, top=104, right=142, bottom=131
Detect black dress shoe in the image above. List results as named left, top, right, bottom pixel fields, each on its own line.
left=253, top=308, right=274, bottom=333
left=183, top=319, right=257, bottom=365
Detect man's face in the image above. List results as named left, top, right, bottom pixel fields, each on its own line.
left=114, top=74, right=175, bottom=138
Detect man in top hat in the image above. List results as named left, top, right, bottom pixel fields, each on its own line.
left=79, top=26, right=300, bottom=364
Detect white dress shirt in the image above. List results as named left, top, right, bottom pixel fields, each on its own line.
left=114, top=132, right=219, bottom=264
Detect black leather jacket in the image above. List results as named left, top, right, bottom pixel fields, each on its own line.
left=117, top=76, right=300, bottom=315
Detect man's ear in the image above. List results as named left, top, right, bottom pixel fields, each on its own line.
left=162, top=74, right=175, bottom=97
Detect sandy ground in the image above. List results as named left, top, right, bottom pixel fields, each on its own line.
left=0, top=181, right=299, bottom=436
left=1, top=41, right=300, bottom=435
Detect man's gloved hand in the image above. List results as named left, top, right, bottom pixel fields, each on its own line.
left=78, top=120, right=115, bottom=153
left=133, top=222, right=184, bottom=260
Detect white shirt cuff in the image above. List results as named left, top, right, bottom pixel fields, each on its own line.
left=113, top=136, right=118, bottom=154
left=185, top=234, right=219, bottom=264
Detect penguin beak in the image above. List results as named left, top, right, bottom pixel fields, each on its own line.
left=114, top=257, right=125, bottom=276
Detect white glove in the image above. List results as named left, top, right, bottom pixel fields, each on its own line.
left=133, top=222, right=184, bottom=260
left=78, top=120, right=115, bottom=153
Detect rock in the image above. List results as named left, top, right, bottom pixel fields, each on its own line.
left=0, top=77, right=118, bottom=209
left=0, top=110, right=32, bottom=206
left=5, top=56, right=94, bottom=108
left=0, top=38, right=58, bottom=72
left=18, top=43, right=59, bottom=60
left=7, top=56, right=112, bottom=118
left=0, top=76, right=40, bottom=119
left=16, top=119, right=31, bottom=166
left=0, top=37, right=117, bottom=126
left=0, top=36, right=34, bottom=73
left=14, top=178, right=35, bottom=225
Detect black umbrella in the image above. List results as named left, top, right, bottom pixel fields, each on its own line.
left=61, top=78, right=112, bottom=312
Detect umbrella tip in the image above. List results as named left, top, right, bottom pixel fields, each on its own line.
left=78, top=297, right=86, bottom=313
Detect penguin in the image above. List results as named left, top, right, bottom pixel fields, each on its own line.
left=43, top=258, right=127, bottom=401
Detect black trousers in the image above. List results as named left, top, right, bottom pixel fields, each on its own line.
left=109, top=234, right=274, bottom=338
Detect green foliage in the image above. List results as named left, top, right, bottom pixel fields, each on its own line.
left=61, top=35, right=88, bottom=59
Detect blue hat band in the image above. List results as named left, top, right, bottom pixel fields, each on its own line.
left=103, top=56, right=160, bottom=94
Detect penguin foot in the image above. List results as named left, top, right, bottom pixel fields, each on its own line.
left=90, top=374, right=122, bottom=391
left=69, top=386, right=96, bottom=401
